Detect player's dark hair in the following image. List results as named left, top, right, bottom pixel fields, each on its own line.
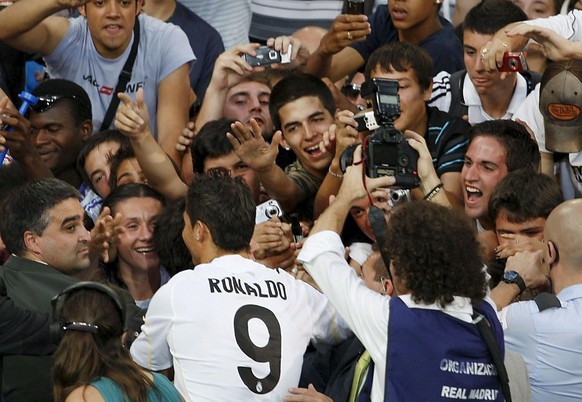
left=185, top=172, right=255, bottom=252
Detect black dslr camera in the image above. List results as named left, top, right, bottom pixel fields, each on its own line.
left=340, top=78, right=420, bottom=189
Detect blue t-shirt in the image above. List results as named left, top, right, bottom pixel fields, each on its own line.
left=90, top=372, right=181, bottom=402
left=168, top=2, right=224, bottom=101
left=351, top=5, right=463, bottom=75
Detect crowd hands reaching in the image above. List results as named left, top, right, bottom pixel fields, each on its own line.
left=2, top=0, right=582, bottom=401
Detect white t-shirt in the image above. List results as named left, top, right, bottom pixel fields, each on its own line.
left=45, top=14, right=195, bottom=137
left=430, top=71, right=529, bottom=124
left=131, top=254, right=350, bottom=401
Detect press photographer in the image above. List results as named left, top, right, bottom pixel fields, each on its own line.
left=314, top=41, right=472, bottom=214
left=340, top=77, right=420, bottom=189
left=298, top=145, right=508, bottom=402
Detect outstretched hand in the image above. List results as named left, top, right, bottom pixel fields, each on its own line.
left=88, top=207, right=124, bottom=264
left=226, top=119, right=281, bottom=172
left=318, top=14, right=371, bottom=56
left=115, top=88, right=150, bottom=139
left=284, top=384, right=333, bottom=402
left=0, top=108, right=35, bottom=161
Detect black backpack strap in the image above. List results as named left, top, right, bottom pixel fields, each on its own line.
left=519, top=70, right=542, bottom=95
left=472, top=312, right=512, bottom=402
left=534, top=292, right=562, bottom=311
left=448, top=69, right=468, bottom=119
left=99, top=17, right=140, bottom=131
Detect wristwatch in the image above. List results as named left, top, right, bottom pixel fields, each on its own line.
left=503, top=270, right=526, bottom=295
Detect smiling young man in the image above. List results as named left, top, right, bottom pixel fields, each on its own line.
left=461, top=120, right=540, bottom=241
left=430, top=0, right=532, bottom=123
left=0, top=79, right=93, bottom=189
left=0, top=0, right=194, bottom=166
left=227, top=72, right=336, bottom=219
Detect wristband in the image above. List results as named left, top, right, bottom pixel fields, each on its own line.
left=423, top=183, right=443, bottom=201
left=328, top=167, right=344, bottom=179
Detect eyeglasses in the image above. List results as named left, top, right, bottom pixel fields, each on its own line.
left=341, top=83, right=362, bottom=98
left=29, top=95, right=81, bottom=113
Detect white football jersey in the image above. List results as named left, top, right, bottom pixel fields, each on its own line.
left=131, top=254, right=349, bottom=401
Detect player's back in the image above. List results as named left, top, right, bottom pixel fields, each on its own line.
left=140, top=254, right=344, bottom=401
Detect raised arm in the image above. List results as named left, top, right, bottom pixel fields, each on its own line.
left=0, top=0, right=75, bottom=56
left=303, top=14, right=369, bottom=81
left=156, top=63, right=190, bottom=168
left=195, top=43, right=262, bottom=132
left=0, top=99, right=53, bottom=179
left=313, top=109, right=359, bottom=219
left=227, top=119, right=303, bottom=212
left=115, top=88, right=188, bottom=201
left=310, top=145, right=395, bottom=236
left=481, top=22, right=531, bottom=73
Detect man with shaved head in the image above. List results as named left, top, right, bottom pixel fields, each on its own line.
left=493, top=199, right=582, bottom=402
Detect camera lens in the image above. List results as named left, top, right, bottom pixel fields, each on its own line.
left=509, top=59, right=518, bottom=70
left=269, top=50, right=278, bottom=60
left=267, top=206, right=279, bottom=217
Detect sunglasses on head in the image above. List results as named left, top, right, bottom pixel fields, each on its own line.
left=341, top=83, right=361, bottom=98
left=29, top=95, right=81, bottom=113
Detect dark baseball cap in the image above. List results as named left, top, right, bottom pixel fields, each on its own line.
left=540, top=60, right=582, bottom=153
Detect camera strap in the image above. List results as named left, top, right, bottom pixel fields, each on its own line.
left=368, top=205, right=392, bottom=280
left=100, top=17, right=140, bottom=131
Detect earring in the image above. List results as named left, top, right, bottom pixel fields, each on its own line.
left=284, top=146, right=290, bottom=151
left=196, top=235, right=200, bottom=241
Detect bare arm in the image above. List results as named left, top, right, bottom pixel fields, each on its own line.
left=115, top=89, right=188, bottom=201
left=481, top=22, right=531, bottom=73
left=303, top=14, right=369, bottom=81
left=195, top=43, right=259, bottom=133
left=313, top=110, right=359, bottom=219
left=227, top=120, right=303, bottom=212
left=310, top=145, right=394, bottom=236
left=0, top=0, right=75, bottom=56
left=405, top=130, right=453, bottom=208
left=490, top=249, right=549, bottom=311
left=156, top=63, right=190, bottom=168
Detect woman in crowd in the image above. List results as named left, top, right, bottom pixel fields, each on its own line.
left=102, top=183, right=168, bottom=309
left=52, top=282, right=182, bottom=401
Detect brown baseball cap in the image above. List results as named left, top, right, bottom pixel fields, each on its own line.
left=540, top=60, right=582, bottom=153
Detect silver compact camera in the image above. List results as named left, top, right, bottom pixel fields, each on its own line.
left=243, top=45, right=292, bottom=67
left=255, top=199, right=283, bottom=224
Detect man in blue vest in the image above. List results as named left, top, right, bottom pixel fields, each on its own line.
left=298, top=147, right=506, bottom=401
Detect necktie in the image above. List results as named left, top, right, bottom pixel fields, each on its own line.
left=348, top=350, right=372, bottom=402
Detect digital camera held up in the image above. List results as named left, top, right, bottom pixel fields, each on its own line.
left=339, top=78, right=420, bottom=189
left=499, top=52, right=528, bottom=72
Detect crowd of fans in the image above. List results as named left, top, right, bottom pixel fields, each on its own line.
left=0, top=0, right=581, bottom=401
